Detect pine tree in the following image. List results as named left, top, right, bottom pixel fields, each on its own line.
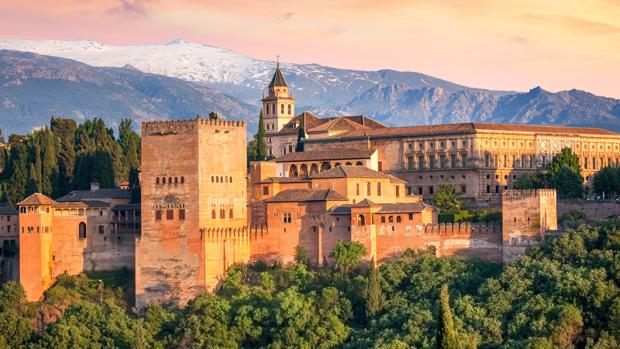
left=256, top=111, right=267, bottom=160
left=437, top=284, right=459, bottom=349
left=366, top=258, right=383, bottom=320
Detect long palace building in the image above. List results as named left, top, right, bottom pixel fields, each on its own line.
left=263, top=65, right=620, bottom=202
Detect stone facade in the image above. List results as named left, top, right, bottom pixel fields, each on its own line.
left=301, top=124, right=620, bottom=201
left=16, top=190, right=137, bottom=301
left=0, top=207, right=18, bottom=282
left=502, top=189, right=557, bottom=263
left=137, top=118, right=248, bottom=308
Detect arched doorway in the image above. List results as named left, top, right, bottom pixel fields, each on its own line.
left=289, top=164, right=299, bottom=177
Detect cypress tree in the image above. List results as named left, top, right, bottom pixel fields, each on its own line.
left=296, top=113, right=306, bottom=152
left=256, top=111, right=267, bottom=160
left=38, top=129, right=58, bottom=196
left=366, top=258, right=383, bottom=320
left=26, top=163, right=39, bottom=196
left=33, top=142, right=42, bottom=193
left=437, top=283, right=459, bottom=349
left=119, top=118, right=141, bottom=180
left=51, top=118, right=77, bottom=197
left=6, top=142, right=29, bottom=206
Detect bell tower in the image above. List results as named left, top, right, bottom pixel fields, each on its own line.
left=261, top=60, right=295, bottom=135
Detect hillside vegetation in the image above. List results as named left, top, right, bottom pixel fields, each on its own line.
left=1, top=220, right=619, bottom=348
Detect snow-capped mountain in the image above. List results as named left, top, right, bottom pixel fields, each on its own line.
left=1, top=39, right=619, bottom=134
left=0, top=39, right=492, bottom=108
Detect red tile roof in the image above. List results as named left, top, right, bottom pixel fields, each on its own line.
left=275, top=148, right=375, bottom=162
left=264, top=189, right=347, bottom=203
left=311, top=165, right=406, bottom=183
left=17, top=193, right=55, bottom=206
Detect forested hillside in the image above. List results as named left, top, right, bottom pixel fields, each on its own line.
left=1, top=221, right=618, bottom=348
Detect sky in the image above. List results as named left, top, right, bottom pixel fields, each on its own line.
left=0, top=0, right=619, bottom=98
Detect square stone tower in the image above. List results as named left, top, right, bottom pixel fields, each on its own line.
left=502, top=189, right=557, bottom=263
left=136, top=118, right=249, bottom=308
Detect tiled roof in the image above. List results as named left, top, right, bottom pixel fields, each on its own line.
left=307, top=122, right=619, bottom=142
left=269, top=65, right=288, bottom=88
left=17, top=193, right=55, bottom=206
left=330, top=201, right=428, bottom=215
left=0, top=206, right=17, bottom=215
left=258, top=177, right=312, bottom=184
left=112, top=203, right=141, bottom=211
left=82, top=200, right=112, bottom=208
left=265, top=189, right=347, bottom=203
left=308, top=117, right=370, bottom=133
left=56, top=189, right=132, bottom=202
left=311, top=165, right=406, bottom=183
left=275, top=149, right=375, bottom=162
left=275, top=113, right=385, bottom=135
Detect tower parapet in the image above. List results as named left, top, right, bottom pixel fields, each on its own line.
left=141, top=118, right=246, bottom=135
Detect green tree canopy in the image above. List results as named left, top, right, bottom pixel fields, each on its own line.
left=548, top=165, right=583, bottom=199
left=430, top=185, right=464, bottom=214
left=547, top=147, right=581, bottom=177
left=330, top=240, right=367, bottom=275
left=593, top=166, right=620, bottom=197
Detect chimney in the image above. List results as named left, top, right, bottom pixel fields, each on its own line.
left=90, top=182, right=100, bottom=192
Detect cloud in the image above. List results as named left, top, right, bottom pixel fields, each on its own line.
left=108, top=0, right=156, bottom=16
left=524, top=14, right=620, bottom=34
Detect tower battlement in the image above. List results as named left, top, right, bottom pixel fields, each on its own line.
left=502, top=189, right=556, bottom=201
left=141, top=118, right=246, bottom=135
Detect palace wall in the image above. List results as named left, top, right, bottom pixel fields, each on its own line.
left=558, top=200, right=620, bottom=222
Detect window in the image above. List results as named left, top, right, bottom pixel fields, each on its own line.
left=229, top=208, right=233, bottom=219
left=440, top=155, right=446, bottom=168
left=162, top=177, right=166, bottom=184
left=450, top=155, right=457, bottom=168
left=396, top=185, right=400, bottom=197
left=356, top=183, right=360, bottom=196
left=377, top=182, right=382, bottom=196
left=283, top=212, right=292, bottom=223
left=418, top=156, right=425, bottom=169
left=156, top=177, right=160, bottom=185
left=181, top=176, right=185, bottom=184
left=429, top=186, right=434, bottom=194
left=418, top=187, right=423, bottom=195
left=78, top=222, right=86, bottom=239
left=358, top=215, right=366, bottom=226
left=155, top=210, right=162, bottom=220
left=211, top=176, right=214, bottom=182
left=166, top=210, right=174, bottom=220
left=281, top=104, right=284, bottom=114
left=367, top=182, right=371, bottom=196
left=263, top=186, right=269, bottom=195
left=486, top=185, right=490, bottom=193
left=388, top=216, right=394, bottom=223
left=179, top=209, right=185, bottom=220
left=408, top=213, right=414, bottom=220
left=98, top=225, right=104, bottom=234
left=396, top=216, right=402, bottom=223
left=381, top=216, right=386, bottom=223
left=429, top=155, right=435, bottom=169
left=174, top=177, right=178, bottom=184
left=407, top=156, right=414, bottom=170
left=212, top=209, right=216, bottom=219
left=288, top=104, right=292, bottom=114
left=461, top=154, right=467, bottom=168
left=220, top=209, right=225, bottom=219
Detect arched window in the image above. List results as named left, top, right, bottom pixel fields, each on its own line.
left=355, top=161, right=363, bottom=166
left=211, top=176, right=214, bottom=183
left=212, top=209, right=216, bottom=219
left=396, top=216, right=402, bottom=223
left=388, top=216, right=394, bottom=223
left=162, top=177, right=166, bottom=184
left=174, top=177, right=178, bottom=184
left=358, top=215, right=366, bottom=226
left=168, top=177, right=172, bottom=184
left=78, top=222, right=86, bottom=239
left=281, top=104, right=284, bottom=114
left=229, top=208, right=234, bottom=219
left=155, top=177, right=160, bottom=185
left=310, top=164, right=319, bottom=175
left=288, top=104, right=292, bottom=115
left=320, top=162, right=331, bottom=172
left=289, top=164, right=298, bottom=177
left=381, top=216, right=386, bottom=223
left=229, top=176, right=232, bottom=183
left=181, top=177, right=185, bottom=184
left=345, top=162, right=352, bottom=166
left=220, top=176, right=224, bottom=183
left=299, top=164, right=308, bottom=177
left=220, top=209, right=225, bottom=219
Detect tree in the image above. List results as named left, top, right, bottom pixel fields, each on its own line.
left=366, top=259, right=383, bottom=319
left=430, top=185, right=464, bottom=214
left=514, top=172, right=544, bottom=190
left=118, top=118, right=141, bottom=181
left=547, top=147, right=581, bottom=177
left=51, top=118, right=77, bottom=197
left=437, top=284, right=459, bottom=349
left=330, top=240, right=366, bottom=275
left=256, top=111, right=267, bottom=160
left=548, top=165, right=583, bottom=199
left=5, top=142, right=28, bottom=206
left=26, top=163, right=39, bottom=195
left=296, top=113, right=307, bottom=152
left=593, top=166, right=620, bottom=197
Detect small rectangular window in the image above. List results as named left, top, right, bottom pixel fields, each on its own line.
left=166, top=209, right=174, bottom=220
left=179, top=209, right=185, bottom=220
left=262, top=186, right=269, bottom=195
left=408, top=213, right=414, bottom=220
left=377, top=182, right=382, bottom=196
left=155, top=210, right=162, bottom=220
left=396, top=185, right=400, bottom=198
left=367, top=182, right=371, bottom=196
left=98, top=225, right=104, bottom=234
left=356, top=183, right=360, bottom=196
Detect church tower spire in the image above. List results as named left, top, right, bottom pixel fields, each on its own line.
left=261, top=59, right=296, bottom=137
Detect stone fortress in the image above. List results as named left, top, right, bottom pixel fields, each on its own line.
left=6, top=64, right=613, bottom=307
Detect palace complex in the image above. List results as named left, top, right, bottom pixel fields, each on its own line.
left=9, top=64, right=614, bottom=307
